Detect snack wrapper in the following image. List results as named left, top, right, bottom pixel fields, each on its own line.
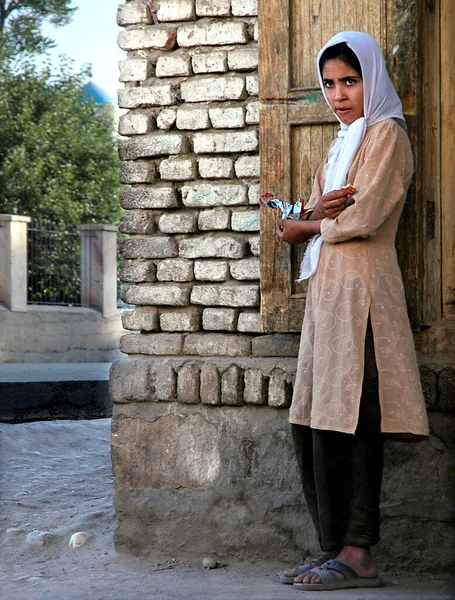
left=259, top=193, right=304, bottom=220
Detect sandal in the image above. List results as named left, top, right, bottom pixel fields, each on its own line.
left=293, top=558, right=384, bottom=591
left=279, top=554, right=329, bottom=584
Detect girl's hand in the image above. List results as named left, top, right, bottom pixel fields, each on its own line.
left=276, top=218, right=320, bottom=244
left=312, top=188, right=355, bottom=219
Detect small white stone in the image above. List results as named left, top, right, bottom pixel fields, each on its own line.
left=69, top=532, right=92, bottom=548
left=202, top=556, right=218, bottom=569
left=26, top=531, right=56, bottom=547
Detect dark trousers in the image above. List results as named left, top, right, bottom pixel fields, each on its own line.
left=291, top=319, right=384, bottom=551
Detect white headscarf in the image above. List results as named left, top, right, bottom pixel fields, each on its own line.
left=298, top=31, right=405, bottom=281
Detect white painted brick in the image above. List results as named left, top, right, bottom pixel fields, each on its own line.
left=182, top=183, right=247, bottom=207
left=230, top=257, right=260, bottom=280
left=156, top=54, right=192, bottom=77
left=118, top=111, right=154, bottom=136
left=120, top=186, right=178, bottom=209
left=248, top=182, right=260, bottom=204
left=202, top=308, right=237, bottom=331
left=118, top=132, right=187, bottom=160
left=183, top=333, right=251, bottom=357
left=198, top=157, right=234, bottom=179
left=160, top=310, right=201, bottom=332
left=177, top=21, right=248, bottom=47
left=235, top=155, right=260, bottom=177
left=176, top=107, right=210, bottom=130
left=249, top=235, right=260, bottom=256
left=195, top=0, right=230, bottom=17
left=117, top=2, right=152, bottom=26
left=119, top=161, right=156, bottom=184
left=191, top=284, right=259, bottom=307
left=122, top=307, right=159, bottom=331
left=227, top=47, right=258, bottom=71
left=209, top=106, right=245, bottom=129
left=181, top=76, right=245, bottom=102
left=121, top=284, right=191, bottom=306
left=192, top=52, right=227, bottom=74
left=119, top=260, right=156, bottom=283
left=156, top=258, right=194, bottom=282
left=179, top=236, right=248, bottom=259
left=231, top=210, right=260, bottom=232
left=194, top=260, right=229, bottom=281
left=118, top=83, right=177, bottom=108
left=157, top=0, right=195, bottom=22
left=120, top=236, right=178, bottom=259
left=231, top=0, right=258, bottom=16
left=158, top=212, right=198, bottom=234
left=119, top=58, right=152, bottom=82
left=198, top=208, right=231, bottom=230
left=119, top=332, right=183, bottom=355
left=156, top=108, right=177, bottom=130
left=118, top=27, right=176, bottom=51
left=244, top=369, right=267, bottom=404
left=253, top=20, right=258, bottom=42
left=193, top=130, right=258, bottom=153
left=245, top=101, right=259, bottom=124
left=119, top=210, right=156, bottom=235
left=159, top=157, right=197, bottom=181
left=246, top=74, right=258, bottom=96
left=237, top=311, right=261, bottom=332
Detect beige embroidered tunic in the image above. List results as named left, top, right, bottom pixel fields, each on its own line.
left=290, top=119, right=429, bottom=437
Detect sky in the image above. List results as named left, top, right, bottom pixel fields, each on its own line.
left=41, top=0, right=124, bottom=102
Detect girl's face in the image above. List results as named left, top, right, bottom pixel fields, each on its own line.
left=321, top=58, right=364, bottom=125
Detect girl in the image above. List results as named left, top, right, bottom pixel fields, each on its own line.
left=277, top=31, right=429, bottom=592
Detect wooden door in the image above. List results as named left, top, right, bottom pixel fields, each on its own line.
left=258, top=0, right=422, bottom=332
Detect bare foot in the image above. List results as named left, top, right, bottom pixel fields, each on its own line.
left=298, top=546, right=377, bottom=585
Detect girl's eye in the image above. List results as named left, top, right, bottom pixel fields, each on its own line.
left=323, top=80, right=334, bottom=88
left=346, top=78, right=357, bottom=86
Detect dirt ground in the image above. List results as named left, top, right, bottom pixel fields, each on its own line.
left=0, top=419, right=453, bottom=600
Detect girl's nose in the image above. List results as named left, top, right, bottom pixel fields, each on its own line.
left=333, top=85, right=345, bottom=100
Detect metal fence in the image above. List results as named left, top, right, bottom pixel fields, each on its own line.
left=27, top=223, right=84, bottom=306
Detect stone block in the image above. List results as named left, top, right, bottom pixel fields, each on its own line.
left=118, top=111, right=154, bottom=136
left=119, top=210, right=156, bottom=235
left=198, top=157, right=234, bottom=179
left=249, top=235, right=260, bottom=256
left=195, top=0, right=230, bottom=16
left=209, top=106, right=245, bottom=129
left=419, top=365, right=438, bottom=411
left=183, top=333, right=251, bottom=356
left=194, top=260, right=229, bottom=281
left=248, top=182, right=260, bottom=204
left=246, top=74, right=259, bottom=96
left=182, top=183, right=247, bottom=208
left=120, top=236, right=177, bottom=259
left=253, top=20, right=258, bottom=42
left=192, top=52, right=227, bottom=74
left=202, top=308, right=237, bottom=331
left=231, top=209, right=260, bottom=232
left=118, top=83, right=177, bottom=108
left=119, top=58, right=152, bottom=82
left=180, top=236, right=248, bottom=259
left=227, top=47, right=258, bottom=71
left=159, top=157, right=197, bottom=181
left=252, top=334, right=300, bottom=357
left=244, top=369, right=267, bottom=404
left=176, top=107, right=210, bottom=130
left=193, top=131, right=258, bottom=154
left=156, top=258, right=194, bottom=282
left=177, top=22, right=248, bottom=48
left=198, top=208, right=231, bottom=230
left=121, top=307, right=159, bottom=331
left=120, top=332, right=183, bottom=355
left=181, top=77, right=245, bottom=103
left=118, top=27, right=176, bottom=51
left=177, top=364, right=200, bottom=403
left=118, top=133, right=187, bottom=160
left=230, top=257, right=260, bottom=280
left=268, top=368, right=293, bottom=407
left=156, top=108, right=177, bottom=130
left=117, top=2, right=152, bottom=26
left=231, top=0, right=258, bottom=16
left=157, top=0, right=195, bottom=21
left=237, top=311, right=261, bottom=332
left=159, top=310, right=201, bottom=332
left=200, top=364, right=221, bottom=405
left=439, top=367, right=455, bottom=412
left=156, top=54, right=192, bottom=77
left=119, top=161, right=156, bottom=184
left=120, top=186, right=178, bottom=209
left=155, top=363, right=177, bottom=401
left=245, top=101, right=259, bottom=124
left=158, top=212, right=198, bottom=234
left=235, top=155, right=260, bottom=178
left=121, top=284, right=191, bottom=306
left=221, top=365, right=243, bottom=405
left=110, top=358, right=151, bottom=403
left=191, top=284, right=259, bottom=306
left=119, top=260, right=156, bottom=283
